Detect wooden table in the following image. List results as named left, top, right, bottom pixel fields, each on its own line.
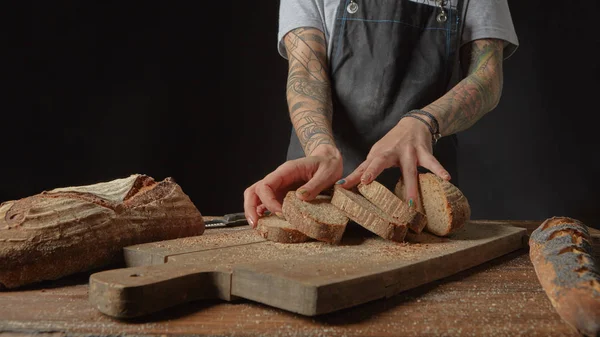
left=0, top=220, right=597, bottom=337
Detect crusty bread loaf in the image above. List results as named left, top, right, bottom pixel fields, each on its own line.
left=331, top=185, right=407, bottom=242
left=256, top=214, right=311, bottom=243
left=0, top=174, right=205, bottom=289
left=358, top=180, right=427, bottom=234
left=529, top=217, right=600, bottom=337
left=281, top=191, right=349, bottom=244
left=395, top=173, right=470, bottom=237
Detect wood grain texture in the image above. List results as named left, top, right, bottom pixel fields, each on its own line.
left=1, top=219, right=597, bottom=337
left=0, top=174, right=205, bottom=289
left=88, top=220, right=526, bottom=318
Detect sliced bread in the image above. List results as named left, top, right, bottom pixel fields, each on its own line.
left=330, top=185, right=408, bottom=242
left=255, top=214, right=311, bottom=243
left=395, top=173, right=470, bottom=237
left=358, top=180, right=427, bottom=234
left=281, top=191, right=349, bottom=244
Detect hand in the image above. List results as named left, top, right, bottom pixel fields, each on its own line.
left=243, top=144, right=343, bottom=228
left=340, top=116, right=451, bottom=208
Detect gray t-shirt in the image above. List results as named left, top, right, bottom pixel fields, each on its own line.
left=277, top=0, right=519, bottom=60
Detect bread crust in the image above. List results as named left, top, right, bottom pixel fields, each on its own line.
left=281, top=192, right=348, bottom=244
left=0, top=174, right=205, bottom=289
left=256, top=214, right=311, bottom=243
left=529, top=217, right=600, bottom=337
left=331, top=185, right=407, bottom=242
left=395, top=173, right=470, bottom=237
left=358, top=180, right=427, bottom=233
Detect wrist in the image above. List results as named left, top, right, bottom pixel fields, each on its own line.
left=309, top=143, right=340, bottom=158
left=400, top=109, right=442, bottom=145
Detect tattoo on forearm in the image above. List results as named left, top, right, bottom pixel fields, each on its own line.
left=284, top=28, right=335, bottom=155
left=426, top=39, right=504, bottom=135
left=295, top=110, right=334, bottom=152
left=287, top=76, right=330, bottom=105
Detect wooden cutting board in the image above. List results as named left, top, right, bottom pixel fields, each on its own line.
left=89, top=220, right=527, bottom=318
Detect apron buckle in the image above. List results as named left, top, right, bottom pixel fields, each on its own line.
left=347, top=0, right=358, bottom=14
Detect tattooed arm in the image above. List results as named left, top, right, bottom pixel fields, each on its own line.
left=423, top=38, right=505, bottom=135
left=342, top=38, right=505, bottom=209
left=283, top=27, right=336, bottom=155
left=243, top=27, right=342, bottom=227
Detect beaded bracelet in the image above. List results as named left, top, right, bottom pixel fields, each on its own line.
left=401, top=109, right=442, bottom=145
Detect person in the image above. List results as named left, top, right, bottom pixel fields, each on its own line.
left=244, top=0, right=519, bottom=227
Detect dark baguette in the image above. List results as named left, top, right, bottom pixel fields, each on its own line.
left=529, top=216, right=600, bottom=337
left=0, top=174, right=205, bottom=289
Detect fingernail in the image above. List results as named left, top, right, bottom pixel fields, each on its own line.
left=263, top=210, right=271, bottom=216
left=297, top=189, right=310, bottom=199
left=361, top=173, right=372, bottom=182
left=275, top=212, right=284, bottom=218
left=408, top=199, right=414, bottom=208
left=442, top=173, right=450, bottom=180
left=247, top=217, right=255, bottom=227
left=336, top=179, right=346, bottom=185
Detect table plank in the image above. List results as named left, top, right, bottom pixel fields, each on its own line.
left=0, top=220, right=592, bottom=337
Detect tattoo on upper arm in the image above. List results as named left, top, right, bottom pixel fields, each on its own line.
left=428, top=39, right=504, bottom=135
left=284, top=27, right=334, bottom=155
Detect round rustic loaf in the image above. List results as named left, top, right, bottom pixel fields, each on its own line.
left=0, top=174, right=205, bottom=289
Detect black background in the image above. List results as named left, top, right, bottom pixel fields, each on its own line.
left=4, top=1, right=599, bottom=229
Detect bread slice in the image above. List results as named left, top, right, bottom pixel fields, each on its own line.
left=357, top=180, right=427, bottom=234
left=255, top=214, right=311, bottom=243
left=281, top=191, right=349, bottom=244
left=330, top=185, right=407, bottom=242
left=395, top=173, right=470, bottom=237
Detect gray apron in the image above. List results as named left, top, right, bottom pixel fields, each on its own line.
left=287, top=0, right=465, bottom=190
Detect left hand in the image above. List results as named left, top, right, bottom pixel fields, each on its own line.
left=340, top=116, right=451, bottom=208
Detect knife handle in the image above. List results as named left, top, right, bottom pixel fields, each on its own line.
left=223, top=212, right=246, bottom=222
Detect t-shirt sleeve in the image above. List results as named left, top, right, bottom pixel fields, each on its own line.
left=462, top=0, right=520, bottom=59
left=277, top=0, right=326, bottom=59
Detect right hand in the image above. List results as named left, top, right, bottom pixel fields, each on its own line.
left=243, top=144, right=343, bottom=228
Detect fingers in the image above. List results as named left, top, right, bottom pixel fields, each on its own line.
left=417, top=148, right=451, bottom=181
left=341, top=160, right=370, bottom=189
left=243, top=184, right=260, bottom=228
left=360, top=155, right=394, bottom=184
left=245, top=157, right=329, bottom=224
left=263, top=159, right=317, bottom=192
left=296, top=163, right=341, bottom=201
left=399, top=147, right=419, bottom=209
left=256, top=204, right=269, bottom=217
